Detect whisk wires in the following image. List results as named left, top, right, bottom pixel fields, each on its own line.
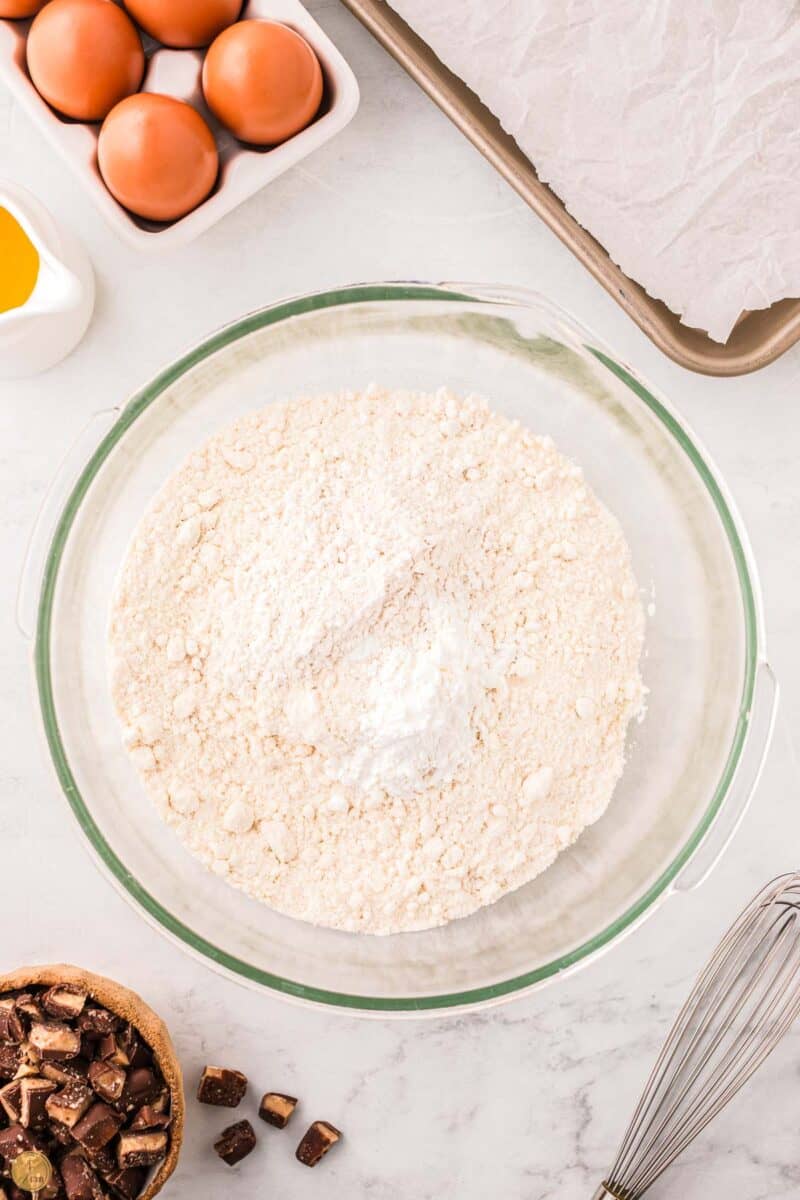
left=603, top=873, right=800, bottom=1199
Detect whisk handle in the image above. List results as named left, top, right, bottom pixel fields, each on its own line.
left=592, top=1187, right=620, bottom=1199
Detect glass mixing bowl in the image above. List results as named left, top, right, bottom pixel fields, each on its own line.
left=26, top=283, right=776, bottom=1015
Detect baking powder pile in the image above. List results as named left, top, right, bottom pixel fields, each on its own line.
left=109, top=386, right=645, bottom=934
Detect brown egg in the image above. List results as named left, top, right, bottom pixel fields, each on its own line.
left=123, top=0, right=241, bottom=49
left=27, top=0, right=144, bottom=122
left=98, top=93, right=219, bottom=222
left=0, top=0, right=47, bottom=17
left=202, top=20, right=323, bottom=146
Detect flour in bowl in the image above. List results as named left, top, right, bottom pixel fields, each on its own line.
left=108, top=386, right=645, bottom=934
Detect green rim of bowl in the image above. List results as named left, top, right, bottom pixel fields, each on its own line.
left=35, top=283, right=759, bottom=1013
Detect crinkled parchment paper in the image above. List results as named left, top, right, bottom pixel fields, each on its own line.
left=390, top=0, right=800, bottom=342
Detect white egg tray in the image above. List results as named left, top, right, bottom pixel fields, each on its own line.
left=0, top=0, right=359, bottom=250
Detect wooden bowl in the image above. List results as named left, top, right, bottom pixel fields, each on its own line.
left=0, top=964, right=184, bottom=1200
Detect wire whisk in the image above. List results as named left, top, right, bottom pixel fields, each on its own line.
left=594, top=872, right=800, bottom=1199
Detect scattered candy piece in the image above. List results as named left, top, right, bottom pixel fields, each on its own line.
left=214, top=1119, right=256, bottom=1166
left=258, top=1092, right=297, bottom=1129
left=197, top=1066, right=247, bottom=1108
left=295, top=1120, right=341, bottom=1167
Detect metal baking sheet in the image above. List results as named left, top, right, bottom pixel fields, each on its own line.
left=341, top=0, right=800, bottom=376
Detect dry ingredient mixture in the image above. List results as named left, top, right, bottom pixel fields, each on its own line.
left=109, top=386, right=645, bottom=934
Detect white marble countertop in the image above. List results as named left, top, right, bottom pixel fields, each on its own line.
left=2, top=3, right=799, bottom=1197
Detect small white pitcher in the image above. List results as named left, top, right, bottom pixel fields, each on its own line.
left=0, top=180, right=95, bottom=379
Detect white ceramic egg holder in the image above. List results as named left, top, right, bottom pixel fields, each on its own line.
left=0, top=0, right=359, bottom=250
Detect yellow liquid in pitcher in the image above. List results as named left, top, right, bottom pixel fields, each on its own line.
left=0, top=206, right=39, bottom=314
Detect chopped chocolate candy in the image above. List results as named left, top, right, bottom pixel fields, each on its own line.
left=128, top=1106, right=170, bottom=1132
left=29, top=1024, right=81, bottom=1063
left=116, top=1070, right=158, bottom=1116
left=14, top=1043, right=43, bottom=1080
left=96, top=1037, right=128, bottom=1069
left=197, top=1066, right=247, bottom=1108
left=41, top=989, right=87, bottom=1024
left=258, top=1092, right=298, bottom=1129
left=104, top=1168, right=145, bottom=1200
left=116, top=1131, right=167, bottom=1170
left=148, top=1090, right=169, bottom=1116
left=51, top=1121, right=75, bottom=1147
left=84, top=1143, right=116, bottom=1177
left=88, top=1062, right=126, bottom=1105
left=14, top=996, right=44, bottom=1023
left=126, top=1045, right=151, bottom=1073
left=295, top=1121, right=341, bottom=1168
left=76, top=1010, right=119, bottom=1037
left=19, top=1078, right=57, bottom=1131
left=41, top=1060, right=88, bottom=1087
left=213, top=1120, right=256, bottom=1167
left=0, top=1003, right=23, bottom=1046
left=0, top=1123, right=36, bottom=1163
left=73, top=1103, right=122, bottom=1152
left=60, top=1154, right=100, bottom=1200
left=45, top=1083, right=93, bottom=1130
left=116, top=1028, right=144, bottom=1070
left=79, top=1036, right=100, bottom=1065
left=0, top=1082, right=22, bottom=1124
left=0, top=1045, right=21, bottom=1082
left=0, top=984, right=171, bottom=1200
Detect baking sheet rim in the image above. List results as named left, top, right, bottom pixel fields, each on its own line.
left=341, top=0, right=800, bottom=377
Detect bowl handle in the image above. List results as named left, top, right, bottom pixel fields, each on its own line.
left=16, top=407, right=121, bottom=642
left=674, top=661, right=779, bottom=893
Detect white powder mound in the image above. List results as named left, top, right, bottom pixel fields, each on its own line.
left=108, top=386, right=645, bottom=935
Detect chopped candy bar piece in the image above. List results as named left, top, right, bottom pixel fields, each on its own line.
left=29, top=1024, right=81, bottom=1063
left=88, top=1061, right=126, bottom=1104
left=0, top=1081, right=22, bottom=1123
left=41, top=1060, right=88, bottom=1087
left=197, top=1066, right=247, bottom=1108
left=117, top=1027, right=146, bottom=1070
left=129, top=1105, right=170, bottom=1132
left=73, top=1102, right=122, bottom=1152
left=84, top=1144, right=115, bottom=1177
left=117, top=1069, right=159, bottom=1115
left=46, top=1082, right=93, bottom=1130
left=77, top=1010, right=119, bottom=1037
left=295, top=1120, right=341, bottom=1168
left=41, top=988, right=87, bottom=1023
left=96, top=1037, right=128, bottom=1068
left=60, top=1154, right=100, bottom=1200
left=14, top=996, right=43, bottom=1023
left=0, top=1002, right=23, bottom=1045
left=0, top=1123, right=36, bottom=1163
left=258, top=1092, right=298, bottom=1129
left=213, top=1120, right=256, bottom=1166
left=116, top=1131, right=168, bottom=1170
left=104, top=1168, right=146, bottom=1200
left=0, top=1045, right=21, bottom=1081
left=18, top=1078, right=57, bottom=1130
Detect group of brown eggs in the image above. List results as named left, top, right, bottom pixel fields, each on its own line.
left=1, top=0, right=324, bottom=221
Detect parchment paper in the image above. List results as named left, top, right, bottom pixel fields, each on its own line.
left=390, top=0, right=800, bottom=342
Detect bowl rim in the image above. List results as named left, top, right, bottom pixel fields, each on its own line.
left=34, top=281, right=762, bottom=1013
